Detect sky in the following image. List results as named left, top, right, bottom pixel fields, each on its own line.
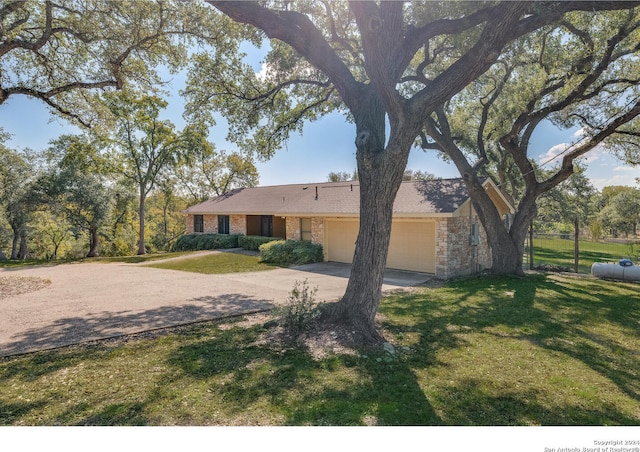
left=0, top=43, right=637, bottom=192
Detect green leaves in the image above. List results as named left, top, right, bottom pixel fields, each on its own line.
left=0, top=0, right=236, bottom=126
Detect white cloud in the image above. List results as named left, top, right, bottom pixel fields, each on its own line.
left=582, top=143, right=608, bottom=163
left=572, top=127, right=587, bottom=138
left=255, top=62, right=273, bottom=82
left=613, top=165, right=636, bottom=172
left=590, top=173, right=638, bottom=190
left=539, top=143, right=569, bottom=164
left=540, top=139, right=608, bottom=166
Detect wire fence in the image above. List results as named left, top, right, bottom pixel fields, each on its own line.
left=524, top=228, right=640, bottom=274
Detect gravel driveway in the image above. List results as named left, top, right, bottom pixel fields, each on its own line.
left=0, top=253, right=428, bottom=357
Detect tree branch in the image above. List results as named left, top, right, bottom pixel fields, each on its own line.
left=209, top=1, right=361, bottom=110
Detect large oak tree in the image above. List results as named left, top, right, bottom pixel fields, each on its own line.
left=421, top=6, right=640, bottom=275
left=188, top=1, right=639, bottom=343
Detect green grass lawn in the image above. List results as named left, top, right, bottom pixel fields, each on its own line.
left=528, top=238, right=637, bottom=273
left=1, top=273, right=637, bottom=426
left=0, top=251, right=193, bottom=268
left=146, top=252, right=282, bottom=274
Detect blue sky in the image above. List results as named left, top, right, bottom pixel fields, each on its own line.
left=0, top=44, right=636, bottom=191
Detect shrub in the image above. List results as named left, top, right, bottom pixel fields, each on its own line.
left=172, top=233, right=240, bottom=251
left=238, top=235, right=282, bottom=251
left=272, top=279, right=321, bottom=337
left=259, top=240, right=323, bottom=265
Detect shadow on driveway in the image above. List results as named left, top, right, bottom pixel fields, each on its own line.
left=0, top=293, right=272, bottom=358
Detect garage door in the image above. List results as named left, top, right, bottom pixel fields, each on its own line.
left=325, top=219, right=359, bottom=264
left=387, top=221, right=436, bottom=273
left=325, top=219, right=435, bottom=273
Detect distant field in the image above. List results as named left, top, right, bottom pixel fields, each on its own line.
left=526, top=237, right=638, bottom=273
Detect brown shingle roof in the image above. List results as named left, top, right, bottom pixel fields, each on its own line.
left=184, top=178, right=486, bottom=217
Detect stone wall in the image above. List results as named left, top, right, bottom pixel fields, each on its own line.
left=311, top=217, right=324, bottom=244
left=285, top=217, right=324, bottom=245
left=285, top=217, right=301, bottom=241
left=435, top=209, right=492, bottom=279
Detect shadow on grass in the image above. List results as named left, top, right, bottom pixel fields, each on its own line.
left=165, top=324, right=441, bottom=425
left=380, top=274, right=640, bottom=424
left=432, top=378, right=639, bottom=425
left=1, top=274, right=637, bottom=426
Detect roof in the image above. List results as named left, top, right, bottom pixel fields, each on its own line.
left=184, top=178, right=512, bottom=218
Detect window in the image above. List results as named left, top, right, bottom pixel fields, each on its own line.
left=194, top=215, right=204, bottom=233
left=300, top=218, right=312, bottom=241
left=218, top=215, right=230, bottom=234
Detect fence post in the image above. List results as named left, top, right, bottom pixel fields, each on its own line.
left=574, top=217, right=579, bottom=273
left=529, top=222, right=534, bottom=270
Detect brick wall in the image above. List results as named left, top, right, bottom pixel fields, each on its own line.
left=230, top=215, right=246, bottom=235
left=185, top=215, right=194, bottom=234
left=204, top=215, right=217, bottom=233
left=184, top=214, right=220, bottom=234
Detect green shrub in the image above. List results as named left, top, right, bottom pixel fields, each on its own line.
left=272, top=279, right=321, bottom=337
left=172, top=234, right=198, bottom=251
left=259, top=240, right=323, bottom=265
left=291, top=241, right=324, bottom=264
left=238, top=235, right=282, bottom=251
left=172, top=233, right=240, bottom=251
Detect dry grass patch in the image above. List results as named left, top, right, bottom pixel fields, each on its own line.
left=0, top=276, right=51, bottom=300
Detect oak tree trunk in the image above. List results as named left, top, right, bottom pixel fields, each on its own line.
left=463, top=173, right=539, bottom=276
left=18, top=230, right=28, bottom=260
left=328, top=91, right=410, bottom=344
left=10, top=231, right=19, bottom=260
left=87, top=227, right=100, bottom=257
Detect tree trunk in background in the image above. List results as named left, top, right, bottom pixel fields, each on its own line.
left=87, top=227, right=100, bottom=257
left=10, top=234, right=19, bottom=260
left=137, top=187, right=146, bottom=255
left=18, top=230, right=28, bottom=259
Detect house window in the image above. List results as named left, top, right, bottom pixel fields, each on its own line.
left=300, top=218, right=312, bottom=241
left=194, top=215, right=204, bottom=233
left=218, top=215, right=230, bottom=234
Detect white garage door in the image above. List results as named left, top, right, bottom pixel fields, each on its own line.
left=387, top=221, right=436, bottom=273
left=325, top=219, right=359, bottom=264
left=325, top=219, right=435, bottom=273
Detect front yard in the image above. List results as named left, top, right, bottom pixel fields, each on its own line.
left=0, top=271, right=637, bottom=426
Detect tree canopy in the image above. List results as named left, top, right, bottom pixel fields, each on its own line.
left=191, top=0, right=640, bottom=343
left=102, top=91, right=207, bottom=255
left=0, top=0, right=239, bottom=126
left=420, top=5, right=640, bottom=274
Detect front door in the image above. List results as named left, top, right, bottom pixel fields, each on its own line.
left=261, top=215, right=273, bottom=237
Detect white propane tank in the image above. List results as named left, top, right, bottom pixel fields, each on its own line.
left=591, top=260, right=640, bottom=281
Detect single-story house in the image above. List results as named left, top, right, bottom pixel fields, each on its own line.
left=183, top=178, right=514, bottom=279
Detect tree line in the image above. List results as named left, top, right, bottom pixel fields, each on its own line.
left=537, top=168, right=640, bottom=239
left=0, top=95, right=258, bottom=260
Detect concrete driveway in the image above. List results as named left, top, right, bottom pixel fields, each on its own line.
left=0, top=254, right=430, bottom=357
